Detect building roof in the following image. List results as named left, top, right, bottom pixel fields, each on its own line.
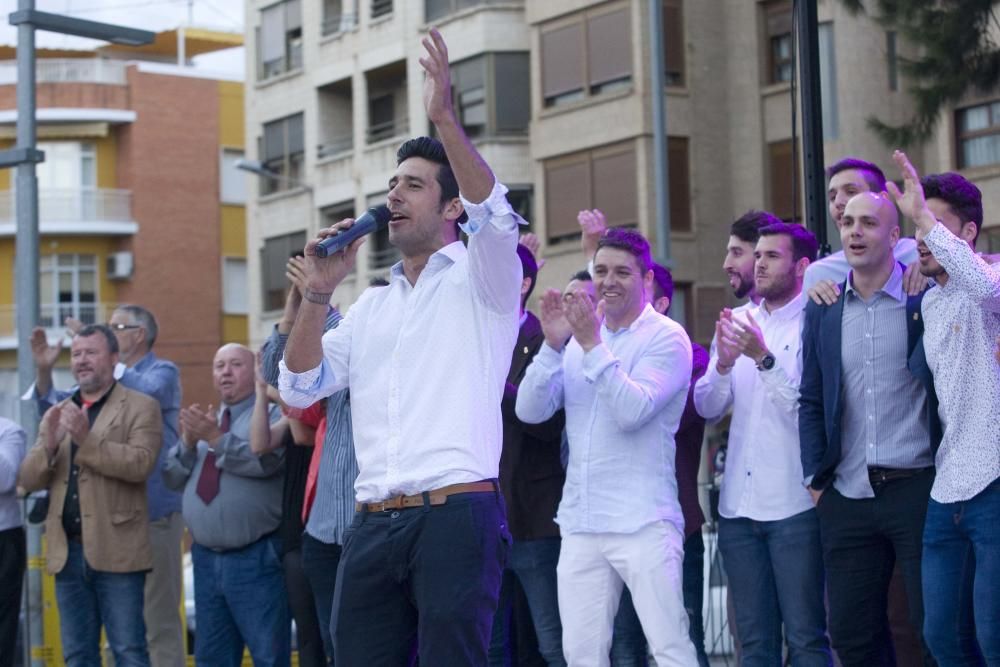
left=0, top=27, right=242, bottom=61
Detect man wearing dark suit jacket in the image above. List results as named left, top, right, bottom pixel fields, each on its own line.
left=19, top=324, right=162, bottom=667
left=799, top=192, right=941, bottom=667
left=492, top=243, right=567, bottom=667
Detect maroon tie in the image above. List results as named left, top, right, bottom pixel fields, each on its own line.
left=195, top=408, right=230, bottom=504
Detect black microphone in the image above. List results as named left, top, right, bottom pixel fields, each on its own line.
left=315, top=205, right=392, bottom=258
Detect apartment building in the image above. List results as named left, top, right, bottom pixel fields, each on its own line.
left=0, top=28, right=249, bottom=415
left=244, top=0, right=1000, bottom=348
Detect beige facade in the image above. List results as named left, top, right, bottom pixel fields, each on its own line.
left=244, top=0, right=1000, bottom=348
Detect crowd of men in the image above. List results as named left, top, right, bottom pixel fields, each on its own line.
left=0, top=28, right=998, bottom=667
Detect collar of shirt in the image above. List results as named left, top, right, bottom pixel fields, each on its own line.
left=71, top=381, right=116, bottom=412
left=845, top=261, right=905, bottom=303
left=389, top=241, right=465, bottom=285
left=603, top=303, right=657, bottom=339
left=220, top=393, right=255, bottom=423
left=756, top=291, right=807, bottom=322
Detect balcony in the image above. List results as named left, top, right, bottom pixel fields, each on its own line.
left=0, top=302, right=118, bottom=349
left=0, top=59, right=127, bottom=86
left=0, top=188, right=138, bottom=236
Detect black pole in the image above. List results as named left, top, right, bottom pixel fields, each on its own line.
left=795, top=0, right=830, bottom=256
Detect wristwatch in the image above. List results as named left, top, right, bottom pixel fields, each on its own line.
left=756, top=352, right=776, bottom=371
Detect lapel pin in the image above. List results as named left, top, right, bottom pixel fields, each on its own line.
left=523, top=346, right=529, bottom=355
left=913, top=313, right=919, bottom=321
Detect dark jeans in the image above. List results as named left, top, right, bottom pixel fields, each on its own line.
left=301, top=532, right=342, bottom=665
left=816, top=469, right=935, bottom=667
left=331, top=490, right=510, bottom=666
left=0, top=526, right=25, bottom=667
left=922, top=478, right=1000, bottom=666
left=55, top=539, right=149, bottom=667
left=718, top=509, right=831, bottom=667
left=283, top=547, right=326, bottom=667
left=609, top=532, right=711, bottom=667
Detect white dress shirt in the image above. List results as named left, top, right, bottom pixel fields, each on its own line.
left=279, top=180, right=522, bottom=503
left=921, top=222, right=1000, bottom=503
left=694, top=292, right=813, bottom=521
left=516, top=305, right=692, bottom=535
left=803, top=237, right=918, bottom=291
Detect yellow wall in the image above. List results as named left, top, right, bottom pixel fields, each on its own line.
left=222, top=314, right=249, bottom=345
left=220, top=205, right=246, bottom=257
left=0, top=139, right=11, bottom=190
left=0, top=239, right=13, bottom=305
left=218, top=80, right=245, bottom=149
left=95, top=134, right=117, bottom=188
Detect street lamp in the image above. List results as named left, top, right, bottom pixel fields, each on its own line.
left=0, top=4, right=153, bottom=666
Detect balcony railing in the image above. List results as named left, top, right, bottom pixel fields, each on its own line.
left=370, top=245, right=400, bottom=270
left=0, top=188, right=133, bottom=224
left=366, top=117, right=409, bottom=144
left=0, top=59, right=127, bottom=86
left=322, top=12, right=359, bottom=36
left=0, top=302, right=118, bottom=340
left=317, top=133, right=354, bottom=159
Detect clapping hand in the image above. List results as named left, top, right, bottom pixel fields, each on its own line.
left=563, top=290, right=604, bottom=352
left=539, top=289, right=573, bottom=352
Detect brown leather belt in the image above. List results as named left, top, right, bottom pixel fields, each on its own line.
left=356, top=481, right=496, bottom=512
left=868, top=466, right=931, bottom=487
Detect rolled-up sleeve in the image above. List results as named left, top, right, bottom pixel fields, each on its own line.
left=460, top=179, right=526, bottom=315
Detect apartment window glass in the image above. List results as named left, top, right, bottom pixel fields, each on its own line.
left=35, top=141, right=97, bottom=220
left=451, top=53, right=530, bottom=138
left=39, top=254, right=98, bottom=328
left=541, top=4, right=631, bottom=107
left=220, top=149, right=247, bottom=204
left=494, top=53, right=530, bottom=132
left=671, top=282, right=692, bottom=333
left=426, top=0, right=499, bottom=21
left=662, top=0, right=685, bottom=87
left=321, top=200, right=355, bottom=227
left=507, top=186, right=533, bottom=228
left=371, top=0, right=392, bottom=19
left=222, top=258, right=249, bottom=314
left=769, top=139, right=797, bottom=221
left=818, top=22, right=838, bottom=140
left=668, top=136, right=692, bottom=232
left=323, top=0, right=358, bottom=36
left=544, top=142, right=637, bottom=241
left=766, top=2, right=793, bottom=84
left=258, top=0, right=302, bottom=80
left=368, top=94, right=396, bottom=143
left=982, top=226, right=1000, bottom=254
left=957, top=101, right=1000, bottom=169
left=261, top=113, right=304, bottom=195
left=261, top=231, right=307, bottom=311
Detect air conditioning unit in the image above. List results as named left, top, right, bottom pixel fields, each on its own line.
left=107, top=251, right=133, bottom=280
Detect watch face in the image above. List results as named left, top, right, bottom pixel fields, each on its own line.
left=760, top=354, right=776, bottom=370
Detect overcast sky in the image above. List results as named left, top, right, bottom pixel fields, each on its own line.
left=0, top=0, right=246, bottom=77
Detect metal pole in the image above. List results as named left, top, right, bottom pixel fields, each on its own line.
left=795, top=0, right=829, bottom=255
left=14, top=0, right=43, bottom=663
left=649, top=0, right=671, bottom=266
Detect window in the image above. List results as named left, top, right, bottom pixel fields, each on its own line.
left=766, top=2, right=793, bottom=84
left=544, top=142, right=637, bottom=242
left=261, top=231, right=307, bottom=311
left=886, top=31, right=898, bottom=92
left=371, top=0, right=392, bottom=20
left=818, top=22, right=838, bottom=140
left=981, top=225, right=1000, bottom=253
left=258, top=0, right=302, bottom=80
left=662, top=0, right=685, bottom=87
left=35, top=141, right=97, bottom=219
left=667, top=136, right=691, bottom=232
left=321, top=200, right=355, bottom=228
left=541, top=4, right=632, bottom=107
left=451, top=53, right=530, bottom=138
left=425, top=0, right=503, bottom=22
left=323, top=0, right=358, bottom=36
left=365, top=61, right=408, bottom=144
left=222, top=258, right=249, bottom=314
left=670, top=281, right=693, bottom=333
left=220, top=149, right=247, bottom=204
left=507, top=186, right=533, bottom=228
left=368, top=94, right=396, bottom=143
left=39, top=254, right=98, bottom=328
left=366, top=192, right=398, bottom=269
left=260, top=113, right=304, bottom=195
left=956, top=101, right=1000, bottom=169
left=768, top=139, right=798, bottom=221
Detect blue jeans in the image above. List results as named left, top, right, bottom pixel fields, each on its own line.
left=191, top=535, right=290, bottom=667
left=54, top=540, right=149, bottom=667
left=718, top=509, right=831, bottom=667
left=922, top=478, right=1000, bottom=666
left=301, top=532, right=342, bottom=665
left=510, top=537, right=565, bottom=667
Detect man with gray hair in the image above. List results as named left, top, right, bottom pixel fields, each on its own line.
left=31, top=305, right=184, bottom=667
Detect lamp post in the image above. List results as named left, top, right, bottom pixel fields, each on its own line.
left=0, top=4, right=153, bottom=665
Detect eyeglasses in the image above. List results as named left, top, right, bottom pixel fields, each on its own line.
left=108, top=323, right=142, bottom=331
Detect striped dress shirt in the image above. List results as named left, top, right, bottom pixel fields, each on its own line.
left=836, top=263, right=932, bottom=499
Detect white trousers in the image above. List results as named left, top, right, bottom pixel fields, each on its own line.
left=557, top=521, right=698, bottom=667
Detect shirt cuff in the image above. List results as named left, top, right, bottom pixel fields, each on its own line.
left=581, top=343, right=617, bottom=383
left=459, top=179, right=519, bottom=235
left=278, top=359, right=321, bottom=390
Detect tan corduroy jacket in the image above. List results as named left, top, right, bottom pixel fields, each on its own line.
left=19, top=382, right=162, bottom=574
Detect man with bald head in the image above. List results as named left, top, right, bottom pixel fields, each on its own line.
left=799, top=192, right=940, bottom=666
left=164, top=344, right=288, bottom=667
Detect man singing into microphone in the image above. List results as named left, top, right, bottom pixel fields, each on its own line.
left=278, top=29, right=522, bottom=666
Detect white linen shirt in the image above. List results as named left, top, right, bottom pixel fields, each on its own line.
left=921, top=222, right=1000, bottom=503
left=278, top=180, right=522, bottom=503
left=515, top=305, right=692, bottom=535
left=694, top=293, right=814, bottom=521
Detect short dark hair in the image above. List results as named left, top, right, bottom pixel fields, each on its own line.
left=115, top=304, right=158, bottom=347
left=396, top=136, right=468, bottom=225
left=76, top=324, right=119, bottom=355
left=730, top=210, right=782, bottom=245
left=516, top=243, right=538, bottom=305
left=758, top=222, right=819, bottom=263
left=595, top=228, right=653, bottom=273
left=369, top=276, right=389, bottom=287
left=921, top=172, right=983, bottom=243
left=651, top=263, right=674, bottom=307
left=570, top=269, right=592, bottom=282
left=826, top=157, right=887, bottom=193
